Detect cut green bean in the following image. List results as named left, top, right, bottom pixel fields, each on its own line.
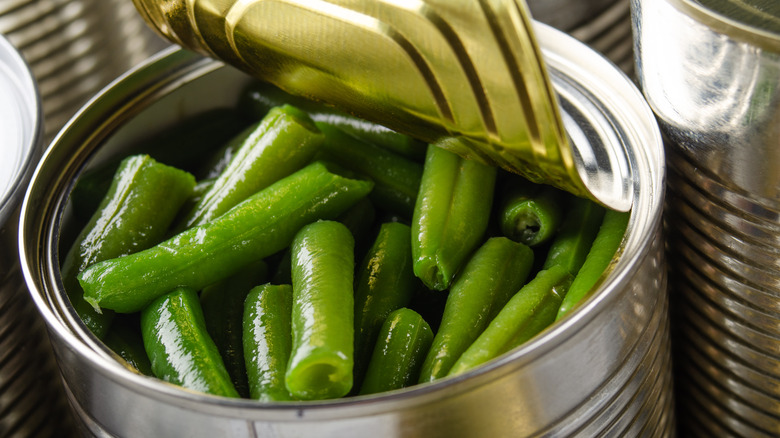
left=412, top=141, right=497, bottom=290
left=69, top=109, right=249, bottom=218
left=176, top=105, right=324, bottom=231
left=316, top=121, right=423, bottom=218
left=542, top=195, right=606, bottom=275
left=200, top=260, right=268, bottom=398
left=359, top=308, right=433, bottom=395
left=556, top=209, right=629, bottom=320
left=418, top=237, right=534, bottom=382
left=336, top=197, right=377, bottom=263
left=198, top=124, right=257, bottom=180
left=447, top=265, right=572, bottom=377
left=353, top=222, right=417, bottom=386
left=243, top=283, right=295, bottom=401
left=239, top=81, right=426, bottom=161
left=103, top=321, right=153, bottom=376
left=61, top=155, right=195, bottom=338
left=499, top=177, right=563, bottom=247
left=141, top=287, right=239, bottom=397
left=79, top=161, right=373, bottom=313
left=287, top=221, right=355, bottom=400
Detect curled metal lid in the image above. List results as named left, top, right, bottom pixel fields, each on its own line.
left=132, top=0, right=633, bottom=211
left=0, top=34, right=41, bottom=226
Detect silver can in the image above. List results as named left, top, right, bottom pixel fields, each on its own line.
left=0, top=34, right=74, bottom=437
left=20, top=23, right=671, bottom=437
left=632, top=0, right=780, bottom=436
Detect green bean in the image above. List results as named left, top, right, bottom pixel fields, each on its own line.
left=287, top=221, right=355, bottom=400
left=418, top=237, right=534, bottom=382
left=498, top=177, right=563, bottom=247
left=198, top=124, right=257, bottom=180
left=69, top=109, right=249, bottom=218
left=79, top=161, right=373, bottom=313
left=556, top=209, right=629, bottom=320
left=268, top=199, right=376, bottom=286
left=176, top=105, right=324, bottom=231
left=359, top=308, right=433, bottom=395
left=315, top=122, right=423, bottom=218
left=200, top=260, right=268, bottom=398
left=412, top=141, right=497, bottom=290
left=269, top=249, right=293, bottom=286
left=243, top=283, right=295, bottom=401
left=336, top=198, right=377, bottom=263
left=240, top=81, right=426, bottom=161
left=541, top=195, right=606, bottom=275
left=141, top=287, right=239, bottom=397
left=447, top=265, right=572, bottom=376
left=61, top=155, right=195, bottom=338
left=102, top=321, right=153, bottom=376
left=353, top=222, right=416, bottom=386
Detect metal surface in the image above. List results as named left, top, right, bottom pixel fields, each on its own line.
left=0, top=33, right=74, bottom=438
left=19, top=23, right=672, bottom=437
left=569, top=0, right=635, bottom=76
left=633, top=0, right=780, bottom=435
left=0, top=0, right=169, bottom=142
left=527, top=0, right=616, bottom=32
left=131, top=0, right=633, bottom=212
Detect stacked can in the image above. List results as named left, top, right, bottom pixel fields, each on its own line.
left=633, top=0, right=780, bottom=436
left=0, top=0, right=168, bottom=142
left=0, top=34, right=74, bottom=438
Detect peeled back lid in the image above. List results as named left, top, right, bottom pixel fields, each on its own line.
left=131, top=0, right=633, bottom=211
left=0, top=34, right=41, bottom=226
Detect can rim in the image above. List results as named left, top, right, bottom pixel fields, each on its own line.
left=19, top=24, right=665, bottom=417
left=0, top=34, right=43, bottom=226
left=668, top=0, right=780, bottom=52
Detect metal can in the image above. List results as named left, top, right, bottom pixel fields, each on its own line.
left=0, top=34, right=74, bottom=438
left=19, top=23, right=671, bottom=437
left=633, top=1, right=780, bottom=436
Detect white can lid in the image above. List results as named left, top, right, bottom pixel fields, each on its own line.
left=0, top=34, right=42, bottom=226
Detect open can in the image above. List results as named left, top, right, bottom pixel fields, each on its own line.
left=0, top=34, right=74, bottom=437
left=19, top=23, right=672, bottom=437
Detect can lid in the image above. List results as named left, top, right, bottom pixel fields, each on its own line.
left=131, top=0, right=633, bottom=211
left=0, top=35, right=41, bottom=226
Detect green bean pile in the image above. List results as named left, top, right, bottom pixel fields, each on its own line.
left=63, top=82, right=629, bottom=401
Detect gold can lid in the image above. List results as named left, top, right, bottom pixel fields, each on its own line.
left=133, top=0, right=632, bottom=211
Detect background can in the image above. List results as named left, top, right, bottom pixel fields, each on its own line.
left=633, top=0, right=780, bottom=436
left=20, top=23, right=672, bottom=437
left=0, top=33, right=74, bottom=438
left=0, top=0, right=169, bottom=142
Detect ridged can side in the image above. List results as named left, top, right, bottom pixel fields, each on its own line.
left=633, top=0, right=780, bottom=435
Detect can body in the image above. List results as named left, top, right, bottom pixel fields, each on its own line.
left=633, top=0, right=780, bottom=436
left=20, top=24, right=672, bottom=437
left=0, top=34, right=74, bottom=437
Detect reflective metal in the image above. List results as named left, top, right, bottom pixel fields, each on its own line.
left=527, top=0, right=616, bottom=32
left=0, top=0, right=169, bottom=142
left=132, top=0, right=633, bottom=212
left=633, top=0, right=780, bottom=435
left=0, top=34, right=74, bottom=438
left=19, top=24, right=672, bottom=438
